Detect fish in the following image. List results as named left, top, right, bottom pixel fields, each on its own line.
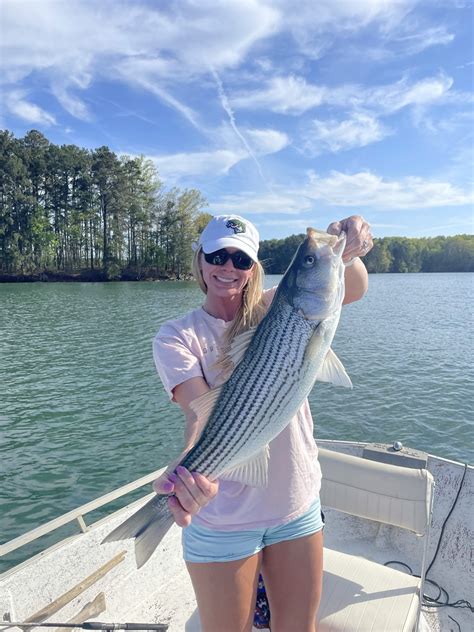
left=102, top=227, right=352, bottom=567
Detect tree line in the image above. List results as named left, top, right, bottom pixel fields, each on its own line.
left=0, top=130, right=211, bottom=280
left=1, top=130, right=472, bottom=281
left=260, top=233, right=474, bottom=274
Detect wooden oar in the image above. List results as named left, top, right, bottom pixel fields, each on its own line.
left=53, top=593, right=106, bottom=632
left=23, top=552, right=126, bottom=625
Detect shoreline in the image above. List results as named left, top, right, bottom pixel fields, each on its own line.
left=1, top=270, right=472, bottom=283
left=0, top=271, right=194, bottom=283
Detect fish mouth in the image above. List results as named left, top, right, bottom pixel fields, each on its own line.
left=307, top=227, right=339, bottom=247
left=306, top=227, right=345, bottom=259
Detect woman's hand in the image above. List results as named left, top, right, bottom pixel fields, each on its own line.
left=153, top=467, right=219, bottom=527
left=327, top=215, right=373, bottom=264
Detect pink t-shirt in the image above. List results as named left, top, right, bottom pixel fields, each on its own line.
left=152, top=288, right=322, bottom=530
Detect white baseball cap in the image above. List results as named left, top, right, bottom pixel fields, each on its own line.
left=194, top=215, right=260, bottom=262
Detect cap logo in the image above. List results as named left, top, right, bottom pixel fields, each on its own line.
left=226, top=218, right=246, bottom=234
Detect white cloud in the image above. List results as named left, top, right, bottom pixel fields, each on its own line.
left=5, top=90, right=56, bottom=126
left=150, top=149, right=246, bottom=180
left=120, top=73, right=203, bottom=131
left=302, top=113, right=389, bottom=154
left=392, top=25, right=454, bottom=55
left=212, top=192, right=313, bottom=215
left=206, top=166, right=473, bottom=228
left=367, top=74, right=454, bottom=113
left=244, top=128, right=290, bottom=154
left=303, top=170, right=474, bottom=208
left=232, top=75, right=325, bottom=113
left=147, top=126, right=288, bottom=182
left=1, top=0, right=280, bottom=122
left=51, top=85, right=90, bottom=121
left=234, top=73, right=454, bottom=116
left=278, top=0, right=413, bottom=57
left=0, top=0, right=462, bottom=138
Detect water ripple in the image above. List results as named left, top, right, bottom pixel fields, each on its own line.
left=1, top=274, right=472, bottom=570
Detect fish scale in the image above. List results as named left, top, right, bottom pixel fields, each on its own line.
left=184, top=299, right=316, bottom=478
left=102, top=228, right=350, bottom=568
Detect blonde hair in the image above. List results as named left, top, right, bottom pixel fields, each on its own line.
left=192, top=247, right=266, bottom=342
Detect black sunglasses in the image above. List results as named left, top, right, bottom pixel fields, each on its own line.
left=203, top=248, right=254, bottom=270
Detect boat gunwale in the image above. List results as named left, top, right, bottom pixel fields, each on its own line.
left=1, top=439, right=471, bottom=579
left=0, top=467, right=167, bottom=559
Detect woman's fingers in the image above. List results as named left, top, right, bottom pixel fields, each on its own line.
left=174, top=466, right=218, bottom=511
left=173, top=466, right=202, bottom=514
left=192, top=471, right=219, bottom=503
left=168, top=495, right=192, bottom=528
left=327, top=215, right=373, bottom=261
left=327, top=220, right=342, bottom=236
left=153, top=467, right=219, bottom=528
left=153, top=472, right=175, bottom=494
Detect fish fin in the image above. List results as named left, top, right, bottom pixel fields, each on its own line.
left=102, top=494, right=174, bottom=568
left=214, top=327, right=257, bottom=377
left=189, top=385, right=224, bottom=426
left=316, top=348, right=352, bottom=388
left=134, top=503, right=175, bottom=568
left=219, top=445, right=270, bottom=487
left=102, top=494, right=169, bottom=543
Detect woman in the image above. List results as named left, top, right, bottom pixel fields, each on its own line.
left=153, top=214, right=372, bottom=632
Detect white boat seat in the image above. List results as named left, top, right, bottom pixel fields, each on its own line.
left=318, top=448, right=433, bottom=535
left=318, top=448, right=434, bottom=632
left=185, top=546, right=421, bottom=632
left=319, top=547, right=420, bottom=632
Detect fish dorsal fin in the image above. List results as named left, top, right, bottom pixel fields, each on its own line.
left=189, top=385, right=224, bottom=426
left=316, top=348, right=352, bottom=388
left=219, top=445, right=270, bottom=487
left=214, top=326, right=257, bottom=378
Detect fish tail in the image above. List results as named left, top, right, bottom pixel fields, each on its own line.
left=102, top=494, right=174, bottom=568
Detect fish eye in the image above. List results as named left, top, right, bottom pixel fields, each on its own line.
left=304, top=255, right=316, bottom=266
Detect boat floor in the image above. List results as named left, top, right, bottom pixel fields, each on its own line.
left=1, top=441, right=472, bottom=632
left=1, top=507, right=469, bottom=632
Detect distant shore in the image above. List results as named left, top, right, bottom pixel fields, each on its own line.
left=0, top=270, right=193, bottom=283
left=1, top=269, right=472, bottom=283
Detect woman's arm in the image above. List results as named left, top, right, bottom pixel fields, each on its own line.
left=153, top=376, right=219, bottom=527
left=343, top=257, right=368, bottom=305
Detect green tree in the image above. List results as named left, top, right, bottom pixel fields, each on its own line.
left=364, top=239, right=393, bottom=273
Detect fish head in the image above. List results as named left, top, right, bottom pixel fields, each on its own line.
left=280, top=227, right=346, bottom=321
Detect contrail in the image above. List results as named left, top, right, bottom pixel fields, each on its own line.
left=210, top=67, right=273, bottom=193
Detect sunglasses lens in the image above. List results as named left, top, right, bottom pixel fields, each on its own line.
left=204, top=249, right=229, bottom=265
left=233, top=252, right=253, bottom=270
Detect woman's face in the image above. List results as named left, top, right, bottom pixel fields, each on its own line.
left=200, top=247, right=255, bottom=299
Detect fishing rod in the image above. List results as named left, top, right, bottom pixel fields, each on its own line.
left=0, top=624, right=168, bottom=631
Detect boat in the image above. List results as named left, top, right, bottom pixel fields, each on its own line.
left=0, top=440, right=472, bottom=632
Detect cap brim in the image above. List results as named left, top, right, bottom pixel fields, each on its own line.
left=201, top=238, right=258, bottom=262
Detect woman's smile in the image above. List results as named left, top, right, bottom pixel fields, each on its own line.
left=214, top=275, right=238, bottom=284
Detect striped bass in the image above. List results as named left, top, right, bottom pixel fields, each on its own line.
left=103, top=227, right=352, bottom=567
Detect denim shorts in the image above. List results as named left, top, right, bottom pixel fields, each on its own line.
left=182, top=496, right=324, bottom=563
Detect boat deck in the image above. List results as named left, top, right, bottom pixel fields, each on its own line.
left=1, top=441, right=472, bottom=632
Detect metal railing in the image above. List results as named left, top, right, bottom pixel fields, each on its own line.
left=0, top=466, right=166, bottom=557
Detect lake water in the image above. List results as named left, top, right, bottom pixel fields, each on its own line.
left=1, top=273, right=473, bottom=571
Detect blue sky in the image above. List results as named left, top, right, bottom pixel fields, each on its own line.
left=1, top=0, right=473, bottom=241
